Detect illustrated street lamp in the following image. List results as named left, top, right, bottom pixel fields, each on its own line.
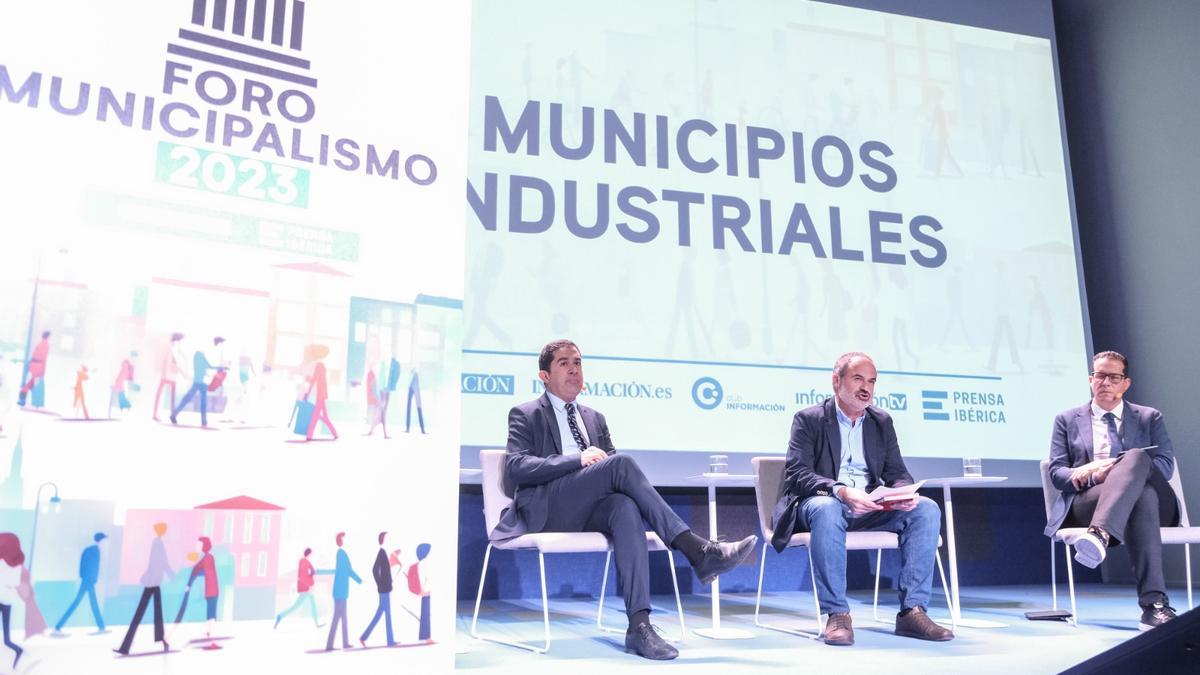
left=28, top=481, right=62, bottom=578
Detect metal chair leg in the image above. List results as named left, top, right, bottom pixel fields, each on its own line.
left=596, top=548, right=686, bottom=642
left=470, top=543, right=493, bottom=639
left=596, top=550, right=620, bottom=634
left=754, top=543, right=767, bottom=627
left=538, top=552, right=551, bottom=651
left=935, top=545, right=956, bottom=630
left=665, top=549, right=687, bottom=643
left=1051, top=539, right=1058, bottom=611
left=870, top=547, right=954, bottom=629
left=872, top=549, right=885, bottom=624
left=471, top=545, right=551, bottom=653
left=753, top=542, right=820, bottom=639
left=809, top=547, right=825, bottom=636
left=1065, top=542, right=1078, bottom=627
left=1186, top=544, right=1193, bottom=611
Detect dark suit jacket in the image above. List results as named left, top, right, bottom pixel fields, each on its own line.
left=489, top=393, right=616, bottom=541
left=770, top=398, right=914, bottom=552
left=372, top=548, right=392, bottom=593
left=1045, top=400, right=1175, bottom=536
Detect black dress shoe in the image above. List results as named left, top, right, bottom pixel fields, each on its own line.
left=1139, top=601, right=1177, bottom=631
left=624, top=623, right=678, bottom=660
left=693, top=534, right=757, bottom=585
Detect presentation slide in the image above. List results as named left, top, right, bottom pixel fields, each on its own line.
left=1, top=0, right=468, bottom=669
left=462, top=0, right=1089, bottom=462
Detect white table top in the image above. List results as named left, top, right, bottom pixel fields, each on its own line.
left=685, top=473, right=755, bottom=486
left=922, top=475, right=1007, bottom=487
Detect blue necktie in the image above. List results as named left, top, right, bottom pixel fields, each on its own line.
left=1103, top=412, right=1124, bottom=457
left=564, top=402, right=588, bottom=451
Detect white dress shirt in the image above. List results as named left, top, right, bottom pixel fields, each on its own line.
left=1090, top=400, right=1125, bottom=460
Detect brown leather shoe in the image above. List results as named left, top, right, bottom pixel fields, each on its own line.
left=895, top=606, right=954, bottom=641
left=822, top=612, right=854, bottom=646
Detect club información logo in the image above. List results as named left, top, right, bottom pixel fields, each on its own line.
left=691, top=377, right=723, bottom=410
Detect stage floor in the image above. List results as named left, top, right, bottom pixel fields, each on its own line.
left=458, top=583, right=1184, bottom=673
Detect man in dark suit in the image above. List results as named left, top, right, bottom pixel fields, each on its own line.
left=772, top=352, right=951, bottom=646
left=491, top=339, right=756, bottom=660
left=1046, top=350, right=1179, bottom=630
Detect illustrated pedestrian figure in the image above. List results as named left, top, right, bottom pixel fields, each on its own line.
left=404, top=368, right=424, bottom=434
left=116, top=522, right=174, bottom=655
left=53, top=532, right=108, bottom=635
left=319, top=532, right=361, bottom=651
left=274, top=548, right=321, bottom=629
left=364, top=340, right=392, bottom=439
left=359, top=531, right=395, bottom=647
left=405, top=543, right=432, bottom=643
left=72, top=365, right=90, bottom=419
left=226, top=354, right=258, bottom=424
left=0, top=532, right=27, bottom=668
left=154, top=333, right=186, bottom=421
left=17, top=330, right=50, bottom=408
left=109, top=352, right=137, bottom=418
left=185, top=536, right=221, bottom=649
left=303, top=344, right=338, bottom=441
left=171, top=337, right=225, bottom=427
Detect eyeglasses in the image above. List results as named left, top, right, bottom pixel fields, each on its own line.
left=1091, top=372, right=1128, bottom=383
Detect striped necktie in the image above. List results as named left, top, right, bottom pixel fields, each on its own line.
left=564, top=402, right=588, bottom=451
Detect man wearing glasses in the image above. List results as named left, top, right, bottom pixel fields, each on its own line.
left=1045, top=350, right=1179, bottom=630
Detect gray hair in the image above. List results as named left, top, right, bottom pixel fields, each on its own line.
left=833, top=352, right=873, bottom=378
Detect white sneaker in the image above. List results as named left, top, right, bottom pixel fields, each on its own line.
left=1073, top=530, right=1107, bottom=568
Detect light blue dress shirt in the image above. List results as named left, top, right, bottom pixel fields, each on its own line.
left=833, top=403, right=869, bottom=496
left=546, top=391, right=590, bottom=454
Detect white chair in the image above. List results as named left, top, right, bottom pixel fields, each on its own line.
left=1039, top=457, right=1198, bottom=625
left=470, top=449, right=686, bottom=653
left=751, top=456, right=955, bottom=638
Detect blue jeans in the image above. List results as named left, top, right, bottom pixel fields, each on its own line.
left=55, top=582, right=105, bottom=631
left=360, top=592, right=394, bottom=645
left=797, top=495, right=941, bottom=615
left=405, top=381, right=424, bottom=432
left=418, top=595, right=431, bottom=640
left=173, top=383, right=208, bottom=425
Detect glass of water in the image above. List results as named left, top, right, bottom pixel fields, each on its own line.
left=962, top=457, right=983, bottom=477
left=709, top=454, right=729, bottom=474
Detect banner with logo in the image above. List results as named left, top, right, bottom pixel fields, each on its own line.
left=461, top=0, right=1089, bottom=460
left=1, top=1, right=468, bottom=670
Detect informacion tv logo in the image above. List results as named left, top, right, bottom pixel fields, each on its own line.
left=691, top=377, right=723, bottom=410
left=922, top=390, right=949, bottom=421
